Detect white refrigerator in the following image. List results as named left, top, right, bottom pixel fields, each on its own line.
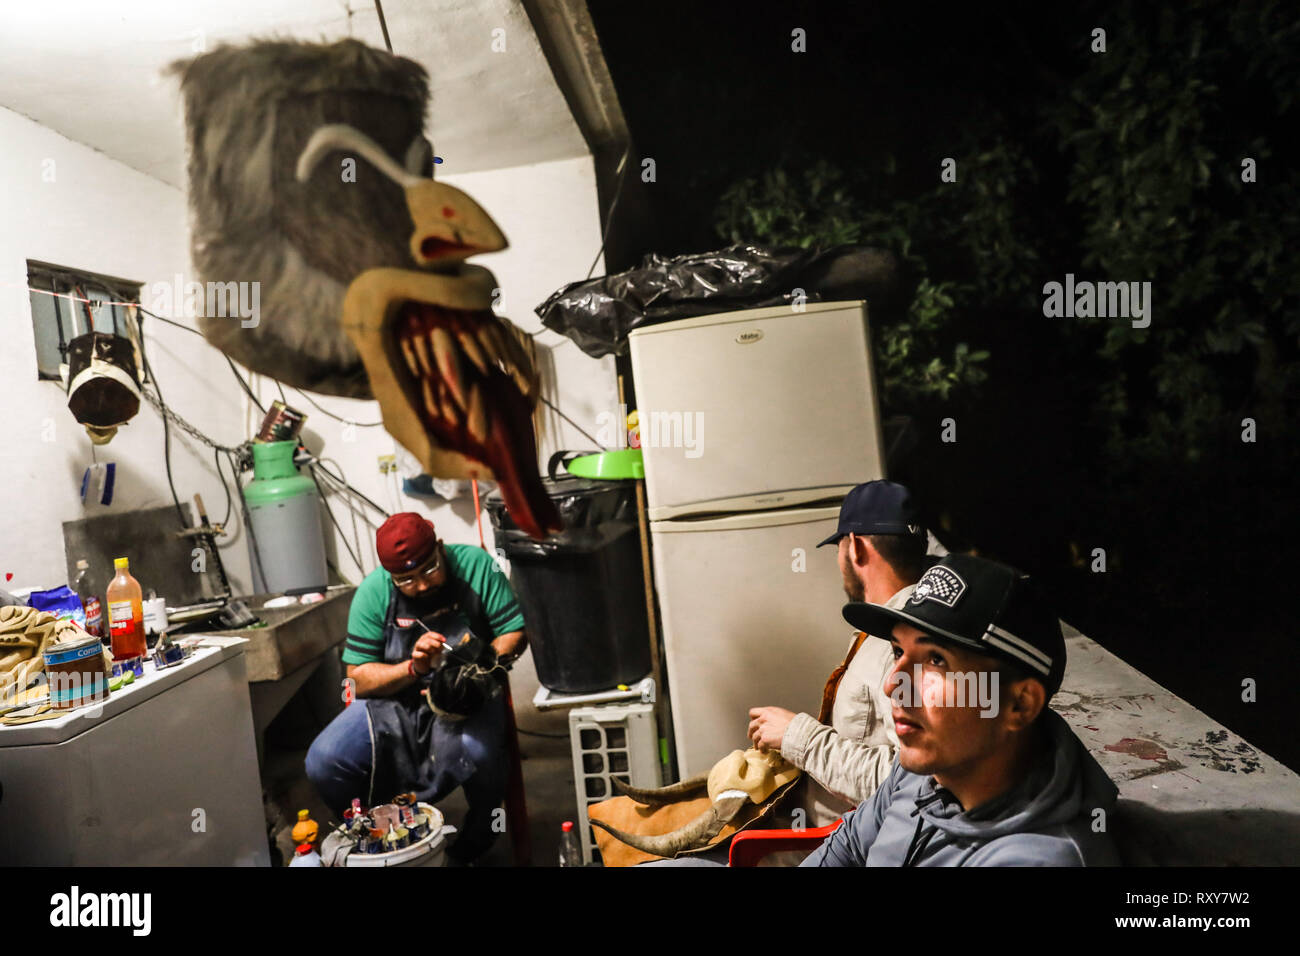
left=628, top=300, right=885, bottom=777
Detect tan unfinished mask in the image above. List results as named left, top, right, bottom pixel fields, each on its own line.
left=590, top=748, right=801, bottom=858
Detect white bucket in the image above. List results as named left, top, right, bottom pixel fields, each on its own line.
left=344, top=804, right=455, bottom=868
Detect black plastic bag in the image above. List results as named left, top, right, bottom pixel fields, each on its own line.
left=535, top=243, right=903, bottom=358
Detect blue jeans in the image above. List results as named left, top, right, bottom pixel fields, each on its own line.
left=305, top=696, right=508, bottom=862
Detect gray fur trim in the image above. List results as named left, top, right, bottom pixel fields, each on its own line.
left=167, top=38, right=428, bottom=114
left=170, top=39, right=429, bottom=396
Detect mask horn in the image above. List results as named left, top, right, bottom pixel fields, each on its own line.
left=590, top=793, right=748, bottom=858
left=611, top=774, right=709, bottom=805
left=295, top=123, right=421, bottom=188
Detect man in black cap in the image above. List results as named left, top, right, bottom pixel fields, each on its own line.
left=748, top=480, right=932, bottom=830
left=802, top=554, right=1120, bottom=866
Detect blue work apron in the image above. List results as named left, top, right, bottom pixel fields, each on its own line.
left=363, top=575, right=504, bottom=805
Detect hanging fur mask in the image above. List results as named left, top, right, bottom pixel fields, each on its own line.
left=169, top=39, right=561, bottom=538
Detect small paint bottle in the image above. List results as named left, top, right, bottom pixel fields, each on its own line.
left=291, top=809, right=319, bottom=846
left=410, top=813, right=430, bottom=840
left=384, top=823, right=409, bottom=852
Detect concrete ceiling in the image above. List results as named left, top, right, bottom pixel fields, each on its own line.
left=0, top=0, right=589, bottom=188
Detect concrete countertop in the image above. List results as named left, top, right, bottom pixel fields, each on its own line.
left=1058, top=625, right=1300, bottom=864
left=194, top=587, right=355, bottom=683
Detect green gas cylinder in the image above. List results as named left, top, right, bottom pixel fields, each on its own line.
left=242, top=441, right=328, bottom=594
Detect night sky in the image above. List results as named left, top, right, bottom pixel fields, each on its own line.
left=588, top=0, right=1092, bottom=256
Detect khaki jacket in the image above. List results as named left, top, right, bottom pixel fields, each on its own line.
left=780, top=584, right=914, bottom=828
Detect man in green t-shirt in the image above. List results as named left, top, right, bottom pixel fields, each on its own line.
left=306, top=512, right=526, bottom=863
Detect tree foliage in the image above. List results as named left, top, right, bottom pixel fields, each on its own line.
left=712, top=0, right=1299, bottom=466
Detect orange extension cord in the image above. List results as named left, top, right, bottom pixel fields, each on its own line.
left=471, top=478, right=486, bottom=550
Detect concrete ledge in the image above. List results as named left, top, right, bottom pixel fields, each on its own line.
left=1058, top=627, right=1300, bottom=865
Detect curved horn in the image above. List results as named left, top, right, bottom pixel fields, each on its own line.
left=590, top=794, right=747, bottom=857
left=295, top=123, right=421, bottom=188
left=611, top=774, right=709, bottom=806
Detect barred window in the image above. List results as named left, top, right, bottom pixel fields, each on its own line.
left=27, top=260, right=145, bottom=383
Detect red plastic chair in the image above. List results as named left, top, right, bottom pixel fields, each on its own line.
left=728, top=818, right=843, bottom=867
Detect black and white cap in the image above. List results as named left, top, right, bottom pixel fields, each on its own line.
left=842, top=554, right=1067, bottom=695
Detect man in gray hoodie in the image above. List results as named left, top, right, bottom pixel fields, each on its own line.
left=803, top=554, right=1120, bottom=866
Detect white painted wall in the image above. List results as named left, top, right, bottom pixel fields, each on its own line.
left=1, top=103, right=614, bottom=599
left=0, top=104, right=256, bottom=597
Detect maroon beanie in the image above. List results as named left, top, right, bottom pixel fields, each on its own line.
left=376, top=513, right=438, bottom=573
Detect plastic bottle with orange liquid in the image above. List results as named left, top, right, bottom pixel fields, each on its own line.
left=106, top=557, right=147, bottom=669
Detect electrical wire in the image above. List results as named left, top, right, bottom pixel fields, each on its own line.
left=130, top=303, right=268, bottom=417
left=586, top=148, right=631, bottom=280
left=53, top=298, right=395, bottom=555
left=317, top=468, right=384, bottom=528
left=136, top=323, right=188, bottom=526
left=471, top=479, right=486, bottom=549
left=344, top=476, right=366, bottom=574
left=538, top=394, right=607, bottom=449
left=24, top=289, right=386, bottom=596
left=213, top=447, right=234, bottom=529
left=128, top=308, right=253, bottom=557
left=290, top=385, right=383, bottom=427
left=315, top=457, right=391, bottom=520
left=309, top=465, right=364, bottom=578
left=299, top=447, right=387, bottom=576
left=327, top=468, right=372, bottom=574
left=312, top=456, right=382, bottom=567
left=129, top=308, right=387, bottom=518
left=128, top=299, right=376, bottom=428
left=373, top=0, right=393, bottom=52
left=226, top=356, right=266, bottom=413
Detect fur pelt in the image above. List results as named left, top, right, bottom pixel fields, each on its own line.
left=169, top=39, right=431, bottom=396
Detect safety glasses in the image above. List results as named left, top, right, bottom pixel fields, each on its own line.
left=392, top=545, right=444, bottom=588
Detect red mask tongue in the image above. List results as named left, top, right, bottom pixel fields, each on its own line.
left=479, top=374, right=561, bottom=539
left=396, top=303, right=560, bottom=540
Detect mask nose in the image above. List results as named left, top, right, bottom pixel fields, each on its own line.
left=292, top=123, right=508, bottom=268
left=404, top=180, right=507, bottom=266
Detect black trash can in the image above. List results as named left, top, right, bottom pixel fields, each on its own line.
left=485, top=475, right=652, bottom=694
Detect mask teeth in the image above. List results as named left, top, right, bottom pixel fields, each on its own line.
left=419, top=377, right=440, bottom=421
left=467, top=383, right=489, bottom=444
left=391, top=302, right=558, bottom=537
left=457, top=331, right=489, bottom=375
left=399, top=336, right=421, bottom=378
left=439, top=385, right=462, bottom=426
left=429, top=326, right=466, bottom=409
left=474, top=319, right=535, bottom=401
left=410, top=332, right=435, bottom=378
